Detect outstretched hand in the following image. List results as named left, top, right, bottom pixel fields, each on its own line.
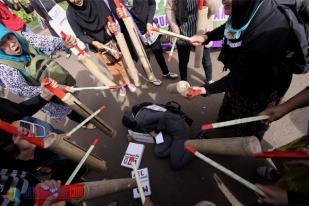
left=63, top=34, right=77, bottom=49
left=185, top=86, right=206, bottom=100
left=191, top=35, right=208, bottom=46
left=35, top=180, right=65, bottom=206
left=256, top=184, right=288, bottom=206
left=259, top=104, right=288, bottom=124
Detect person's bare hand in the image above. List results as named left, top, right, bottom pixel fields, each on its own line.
left=116, top=7, right=125, bottom=18
left=146, top=23, right=154, bottom=37
left=13, top=127, right=36, bottom=151
left=185, top=87, right=206, bottom=100
left=40, top=79, right=56, bottom=101
left=170, top=25, right=180, bottom=34
left=107, top=22, right=118, bottom=34
left=191, top=35, right=208, bottom=46
left=144, top=197, right=155, bottom=206
left=63, top=35, right=77, bottom=49
left=259, top=105, right=289, bottom=124
left=12, top=127, right=36, bottom=160
left=256, top=185, right=288, bottom=206
left=35, top=180, right=64, bottom=206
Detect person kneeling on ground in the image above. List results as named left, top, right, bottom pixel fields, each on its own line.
left=122, top=102, right=193, bottom=170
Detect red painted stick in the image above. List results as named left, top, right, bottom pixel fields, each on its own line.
left=35, top=184, right=85, bottom=206
left=198, top=0, right=204, bottom=10
left=0, top=119, right=44, bottom=148
left=41, top=77, right=67, bottom=99
left=255, top=151, right=307, bottom=159
left=113, top=0, right=121, bottom=8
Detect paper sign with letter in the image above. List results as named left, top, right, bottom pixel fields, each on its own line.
left=131, top=168, right=151, bottom=198
left=121, top=143, right=145, bottom=169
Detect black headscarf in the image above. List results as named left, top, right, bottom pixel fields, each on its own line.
left=66, top=0, right=111, bottom=42
left=231, top=0, right=262, bottom=29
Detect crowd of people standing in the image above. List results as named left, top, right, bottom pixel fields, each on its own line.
left=0, top=0, right=308, bottom=205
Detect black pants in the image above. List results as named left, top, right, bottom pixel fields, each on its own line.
left=154, top=134, right=193, bottom=170
left=177, top=44, right=212, bottom=82
left=145, top=38, right=170, bottom=75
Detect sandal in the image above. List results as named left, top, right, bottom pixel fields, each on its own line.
left=256, top=166, right=278, bottom=181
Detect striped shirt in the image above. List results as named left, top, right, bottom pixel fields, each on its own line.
left=180, top=0, right=198, bottom=37
left=179, top=0, right=198, bottom=44
left=0, top=169, right=31, bottom=206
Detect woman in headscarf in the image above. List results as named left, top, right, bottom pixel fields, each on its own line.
left=66, top=0, right=136, bottom=97
left=189, top=0, right=301, bottom=139
left=0, top=23, right=93, bottom=126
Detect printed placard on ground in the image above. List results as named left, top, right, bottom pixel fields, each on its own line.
left=131, top=168, right=151, bottom=198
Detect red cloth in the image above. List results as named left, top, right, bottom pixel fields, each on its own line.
left=0, top=2, right=25, bottom=31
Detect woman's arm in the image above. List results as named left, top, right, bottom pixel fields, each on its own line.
left=165, top=0, right=180, bottom=33
left=0, top=64, right=42, bottom=97
left=22, top=32, right=70, bottom=56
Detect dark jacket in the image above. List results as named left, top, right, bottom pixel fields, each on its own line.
left=205, top=0, right=295, bottom=99
left=0, top=96, right=47, bottom=146
left=128, top=0, right=156, bottom=34
left=135, top=107, right=190, bottom=141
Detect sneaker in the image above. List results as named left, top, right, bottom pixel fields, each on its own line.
left=127, top=83, right=136, bottom=93
left=207, top=80, right=214, bottom=84
left=163, top=72, right=178, bottom=79
left=119, top=86, right=127, bottom=96
left=151, top=79, right=162, bottom=86
left=256, top=166, right=278, bottom=181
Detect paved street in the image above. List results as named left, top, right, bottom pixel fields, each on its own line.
left=3, top=43, right=308, bottom=205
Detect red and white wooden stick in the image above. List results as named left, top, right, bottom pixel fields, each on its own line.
left=66, top=138, right=99, bottom=185
left=185, top=146, right=265, bottom=196
left=202, top=115, right=270, bottom=130
left=151, top=28, right=192, bottom=42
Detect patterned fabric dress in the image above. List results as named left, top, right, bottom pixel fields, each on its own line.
left=0, top=32, right=72, bottom=121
